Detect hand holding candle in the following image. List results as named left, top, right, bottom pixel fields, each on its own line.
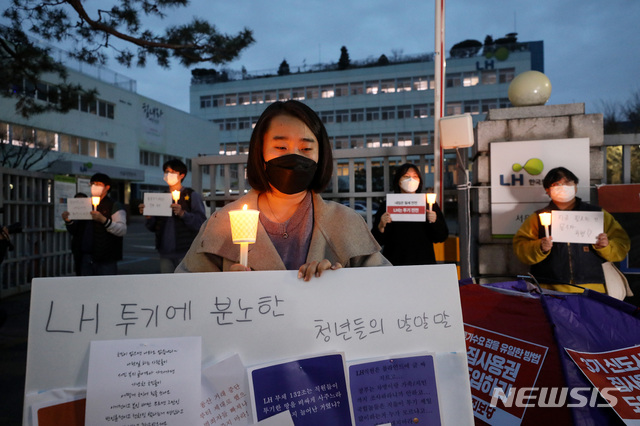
left=91, top=196, right=100, bottom=210
left=539, top=212, right=551, bottom=238
left=426, top=193, right=437, bottom=211
left=228, top=204, right=260, bottom=267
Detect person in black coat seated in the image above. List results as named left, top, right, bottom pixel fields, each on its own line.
left=372, top=163, right=449, bottom=265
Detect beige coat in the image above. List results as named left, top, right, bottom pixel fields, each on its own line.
left=175, top=190, right=390, bottom=272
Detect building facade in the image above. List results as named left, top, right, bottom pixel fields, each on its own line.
left=1, top=56, right=219, bottom=208
left=190, top=41, right=543, bottom=160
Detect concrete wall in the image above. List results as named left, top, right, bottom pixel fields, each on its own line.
left=472, top=103, right=604, bottom=278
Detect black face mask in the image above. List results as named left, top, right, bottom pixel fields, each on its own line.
left=265, top=154, right=318, bottom=194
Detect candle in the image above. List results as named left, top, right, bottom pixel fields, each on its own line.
left=228, top=204, right=260, bottom=267
left=426, top=193, right=437, bottom=211
left=91, top=196, right=100, bottom=210
left=539, top=212, right=551, bottom=238
left=172, top=190, right=181, bottom=204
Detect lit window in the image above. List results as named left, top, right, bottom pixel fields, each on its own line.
left=321, top=86, right=334, bottom=98
left=413, top=77, right=429, bottom=91
left=366, top=81, right=379, bottom=95
left=463, top=72, right=479, bottom=87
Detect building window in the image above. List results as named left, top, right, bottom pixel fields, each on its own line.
left=380, top=80, right=396, bottom=93
left=463, top=72, right=479, bottom=87
left=366, top=135, right=381, bottom=148
left=397, top=78, right=412, bottom=92
left=350, top=82, right=364, bottom=96
left=413, top=77, right=429, bottom=91
left=381, top=107, right=396, bottom=120
left=225, top=119, right=237, bottom=131
left=482, top=99, right=498, bottom=113
left=365, top=81, right=379, bottom=95
left=291, top=88, right=305, bottom=100
left=321, top=85, right=334, bottom=98
left=366, top=108, right=380, bottom=121
left=278, top=89, right=291, bottom=101
left=251, top=92, right=263, bottom=104
left=446, top=102, right=462, bottom=116
left=499, top=68, right=515, bottom=84
left=351, top=109, right=364, bottom=122
left=414, top=104, right=431, bottom=119
left=334, top=137, right=349, bottom=150
left=336, top=110, right=349, bottom=123
left=351, top=136, right=365, bottom=149
left=481, top=70, right=497, bottom=85
left=140, top=150, right=161, bottom=167
left=335, top=84, right=349, bottom=97
left=306, top=87, right=320, bottom=99
left=320, top=111, right=334, bottom=124
left=264, top=91, right=276, bottom=103
left=200, top=95, right=213, bottom=109
left=464, top=101, right=480, bottom=115
left=414, top=132, right=431, bottom=146
left=238, top=93, right=251, bottom=105
left=381, top=134, right=395, bottom=147
left=446, top=73, right=462, bottom=88
left=238, top=118, right=251, bottom=129
left=397, top=105, right=412, bottom=119
left=225, top=94, right=237, bottom=106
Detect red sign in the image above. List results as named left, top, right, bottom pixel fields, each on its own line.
left=465, top=324, right=549, bottom=425
left=566, top=346, right=640, bottom=423
left=387, top=206, right=426, bottom=215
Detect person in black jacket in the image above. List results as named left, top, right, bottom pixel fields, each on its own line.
left=372, top=163, right=449, bottom=266
left=62, top=173, right=127, bottom=276
left=139, top=159, right=207, bottom=273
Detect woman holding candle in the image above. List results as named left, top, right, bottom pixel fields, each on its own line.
left=176, top=100, right=389, bottom=279
left=512, top=167, right=630, bottom=293
left=371, top=163, right=449, bottom=266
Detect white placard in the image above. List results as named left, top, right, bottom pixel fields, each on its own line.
left=551, top=210, right=604, bottom=244
left=85, top=336, right=201, bottom=425
left=143, top=192, right=172, bottom=216
left=386, top=193, right=427, bottom=222
left=489, top=138, right=590, bottom=235
left=200, top=354, right=251, bottom=425
left=66, top=198, right=93, bottom=221
left=24, top=265, right=473, bottom=426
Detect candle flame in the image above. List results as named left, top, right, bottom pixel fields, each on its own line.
left=242, top=204, right=248, bottom=211
left=426, top=193, right=437, bottom=204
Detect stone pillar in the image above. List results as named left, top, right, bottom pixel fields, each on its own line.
left=471, top=103, right=604, bottom=279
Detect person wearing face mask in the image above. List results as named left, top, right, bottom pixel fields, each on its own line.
left=371, top=163, right=449, bottom=266
left=138, top=159, right=206, bottom=273
left=513, top=167, right=630, bottom=293
left=176, top=100, right=390, bottom=279
left=60, top=173, right=127, bottom=275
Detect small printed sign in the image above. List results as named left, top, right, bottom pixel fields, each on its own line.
left=386, top=194, right=427, bottom=222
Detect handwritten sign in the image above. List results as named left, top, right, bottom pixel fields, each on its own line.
left=143, top=193, right=173, bottom=216
left=85, top=336, right=201, bottom=425
left=386, top=194, right=427, bottom=222
left=66, top=198, right=93, bottom=221
left=551, top=210, right=604, bottom=244
left=349, top=354, right=441, bottom=425
left=24, top=265, right=473, bottom=426
left=566, top=346, right=640, bottom=424
left=464, top=324, right=548, bottom=425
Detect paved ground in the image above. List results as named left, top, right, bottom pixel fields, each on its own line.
left=0, top=215, right=160, bottom=426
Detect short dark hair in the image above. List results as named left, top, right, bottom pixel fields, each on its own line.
left=90, top=173, right=111, bottom=187
left=391, top=163, right=423, bottom=193
left=246, top=100, right=333, bottom=193
left=163, top=159, right=188, bottom=179
left=542, top=167, right=579, bottom=189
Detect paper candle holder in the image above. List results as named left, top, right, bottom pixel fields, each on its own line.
left=172, top=190, right=181, bottom=204
left=539, top=212, right=551, bottom=237
left=229, top=205, right=260, bottom=243
left=91, top=196, right=100, bottom=210
left=426, top=193, right=437, bottom=210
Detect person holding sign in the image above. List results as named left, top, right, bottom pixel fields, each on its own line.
left=371, top=163, right=449, bottom=266
left=61, top=173, right=127, bottom=275
left=513, top=167, right=630, bottom=293
left=176, top=100, right=389, bottom=279
left=138, top=159, right=207, bottom=273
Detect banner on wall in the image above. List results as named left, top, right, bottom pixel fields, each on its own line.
left=490, top=138, right=590, bottom=236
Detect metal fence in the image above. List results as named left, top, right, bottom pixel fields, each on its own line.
left=0, top=167, right=73, bottom=298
